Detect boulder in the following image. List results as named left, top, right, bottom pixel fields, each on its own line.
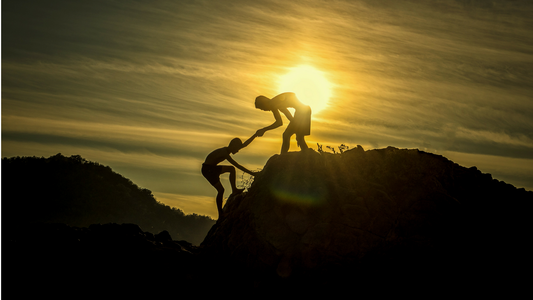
left=201, top=147, right=532, bottom=286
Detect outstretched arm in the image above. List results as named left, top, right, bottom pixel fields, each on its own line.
left=257, top=109, right=283, bottom=136
left=227, top=155, right=255, bottom=176
left=278, top=107, right=293, bottom=122
left=241, top=133, right=257, bottom=149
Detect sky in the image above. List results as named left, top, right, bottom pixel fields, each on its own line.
left=2, top=0, right=533, bottom=218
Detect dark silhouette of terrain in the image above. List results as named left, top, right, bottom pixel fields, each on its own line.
left=4, top=222, right=201, bottom=297
left=3, top=147, right=531, bottom=295
left=2, top=153, right=214, bottom=245
left=201, top=147, right=532, bottom=291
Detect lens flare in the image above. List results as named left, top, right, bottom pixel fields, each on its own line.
left=271, top=188, right=325, bottom=206
left=269, top=172, right=327, bottom=206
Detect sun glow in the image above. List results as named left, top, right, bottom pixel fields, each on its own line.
left=278, top=65, right=332, bottom=113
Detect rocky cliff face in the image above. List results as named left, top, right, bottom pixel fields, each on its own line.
left=201, top=147, right=532, bottom=287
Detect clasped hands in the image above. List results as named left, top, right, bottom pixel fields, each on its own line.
left=255, top=129, right=266, bottom=137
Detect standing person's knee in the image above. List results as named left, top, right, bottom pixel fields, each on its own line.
left=283, top=130, right=294, bottom=140
left=296, top=134, right=308, bottom=148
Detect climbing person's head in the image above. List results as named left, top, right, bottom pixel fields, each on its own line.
left=255, top=95, right=271, bottom=111
left=228, top=138, right=243, bottom=154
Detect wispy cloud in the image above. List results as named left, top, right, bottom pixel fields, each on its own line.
left=3, top=0, right=533, bottom=218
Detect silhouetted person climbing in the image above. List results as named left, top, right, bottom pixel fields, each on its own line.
left=255, top=92, right=311, bottom=153
left=202, top=134, right=257, bottom=219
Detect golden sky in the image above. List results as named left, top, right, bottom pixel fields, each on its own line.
left=3, top=0, right=533, bottom=218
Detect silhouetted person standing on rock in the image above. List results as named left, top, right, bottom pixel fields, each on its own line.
left=202, top=135, right=258, bottom=219
left=255, top=92, right=311, bottom=153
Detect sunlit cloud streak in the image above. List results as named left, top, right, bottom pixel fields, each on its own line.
left=3, top=0, right=533, bottom=218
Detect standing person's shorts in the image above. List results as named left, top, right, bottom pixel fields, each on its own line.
left=286, top=105, right=312, bottom=136
left=202, top=163, right=223, bottom=186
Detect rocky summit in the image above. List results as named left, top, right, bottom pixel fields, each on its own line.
left=201, top=147, right=532, bottom=288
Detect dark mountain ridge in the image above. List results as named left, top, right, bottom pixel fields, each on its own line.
left=2, top=153, right=214, bottom=245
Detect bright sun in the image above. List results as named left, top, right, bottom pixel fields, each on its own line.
left=278, top=65, right=332, bottom=113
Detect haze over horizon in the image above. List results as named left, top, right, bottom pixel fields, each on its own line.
left=3, top=0, right=533, bottom=218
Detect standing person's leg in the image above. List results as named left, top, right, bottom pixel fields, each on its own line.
left=282, top=124, right=296, bottom=153
left=296, top=133, right=308, bottom=150
left=281, top=131, right=293, bottom=153
left=295, top=105, right=311, bottom=151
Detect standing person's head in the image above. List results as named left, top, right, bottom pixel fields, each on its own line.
left=255, top=95, right=271, bottom=111
left=228, top=138, right=243, bottom=154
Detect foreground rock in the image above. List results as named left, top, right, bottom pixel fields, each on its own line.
left=201, top=147, right=532, bottom=288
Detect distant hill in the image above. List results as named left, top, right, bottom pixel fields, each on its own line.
left=2, top=153, right=214, bottom=245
